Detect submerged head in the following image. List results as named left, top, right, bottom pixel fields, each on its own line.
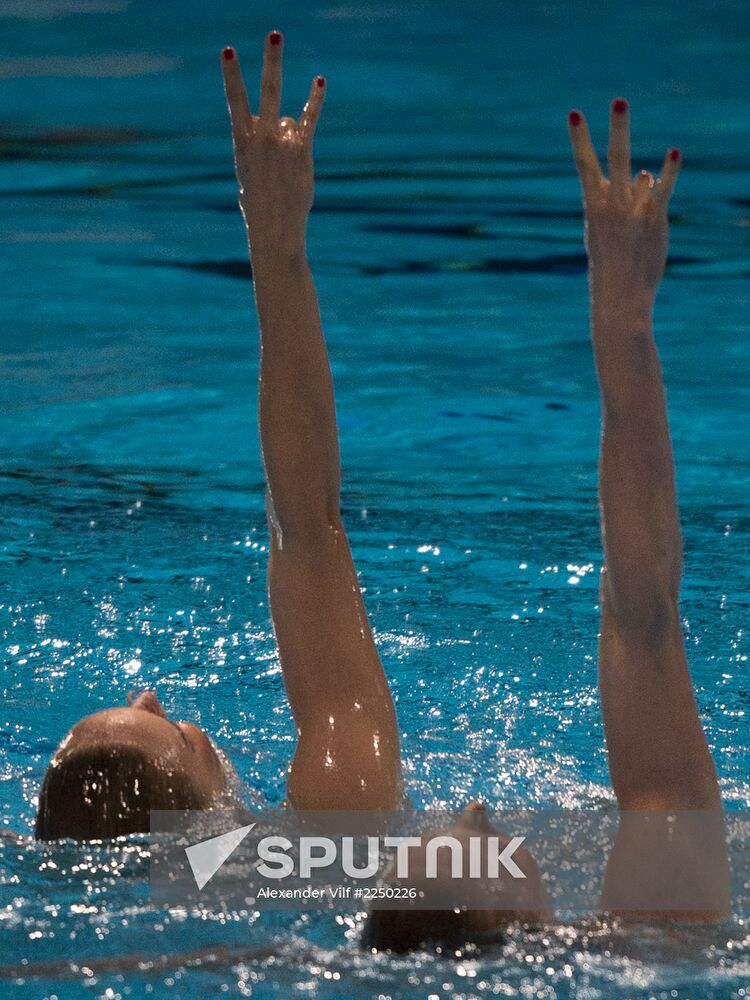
left=35, top=691, right=227, bottom=841
left=362, top=802, right=549, bottom=952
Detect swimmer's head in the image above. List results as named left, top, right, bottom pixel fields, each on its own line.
left=35, top=691, right=228, bottom=841
left=362, top=802, right=549, bottom=952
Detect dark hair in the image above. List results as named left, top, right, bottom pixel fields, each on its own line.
left=361, top=905, right=504, bottom=953
left=35, top=744, right=201, bottom=841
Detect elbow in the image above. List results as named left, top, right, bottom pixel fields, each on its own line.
left=610, top=596, right=681, bottom=646
left=601, top=572, right=681, bottom=646
left=633, top=597, right=680, bottom=643
left=266, top=491, right=343, bottom=549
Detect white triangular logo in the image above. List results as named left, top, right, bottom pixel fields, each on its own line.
left=185, top=823, right=255, bottom=890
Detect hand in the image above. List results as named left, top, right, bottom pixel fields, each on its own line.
left=221, top=31, right=325, bottom=257
left=568, top=99, right=681, bottom=309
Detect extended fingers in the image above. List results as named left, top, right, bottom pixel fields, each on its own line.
left=299, top=75, right=326, bottom=142
left=259, top=29, right=283, bottom=123
left=607, top=97, right=631, bottom=195
left=654, top=148, right=681, bottom=209
left=221, top=46, right=252, bottom=136
left=567, top=109, right=603, bottom=201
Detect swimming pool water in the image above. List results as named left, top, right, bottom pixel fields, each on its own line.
left=0, top=0, right=748, bottom=996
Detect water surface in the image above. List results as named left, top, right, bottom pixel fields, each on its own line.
left=0, top=1, right=748, bottom=997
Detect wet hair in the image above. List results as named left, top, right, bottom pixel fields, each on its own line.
left=34, top=743, right=207, bottom=841
left=361, top=905, right=504, bottom=953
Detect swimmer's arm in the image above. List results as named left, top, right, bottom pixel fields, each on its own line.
left=570, top=103, right=683, bottom=631
left=593, top=299, right=722, bottom=812
left=593, top=307, right=682, bottom=626
left=569, top=102, right=721, bottom=810
left=571, top=100, right=727, bottom=920
left=253, top=247, right=398, bottom=731
left=253, top=249, right=339, bottom=537
left=221, top=35, right=401, bottom=801
left=221, top=35, right=336, bottom=536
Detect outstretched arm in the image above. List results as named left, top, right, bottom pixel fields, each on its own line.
left=221, top=33, right=401, bottom=810
left=569, top=100, right=728, bottom=920
left=568, top=100, right=720, bottom=813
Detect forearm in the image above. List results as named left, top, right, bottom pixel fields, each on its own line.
left=593, top=296, right=683, bottom=628
left=251, top=244, right=341, bottom=535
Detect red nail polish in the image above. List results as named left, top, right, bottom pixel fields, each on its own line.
left=568, top=110, right=581, bottom=126
left=222, top=46, right=234, bottom=61
left=269, top=31, right=281, bottom=45
left=669, top=147, right=681, bottom=162
left=613, top=98, right=627, bottom=114
left=316, top=75, right=325, bottom=88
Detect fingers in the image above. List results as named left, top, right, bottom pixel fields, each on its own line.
left=568, top=99, right=681, bottom=213
left=221, top=46, right=252, bottom=137
left=654, top=148, right=681, bottom=210
left=567, top=109, right=604, bottom=201
left=259, top=29, right=283, bottom=123
left=299, top=75, right=326, bottom=142
left=607, top=97, right=631, bottom=196
left=633, top=169, right=654, bottom=210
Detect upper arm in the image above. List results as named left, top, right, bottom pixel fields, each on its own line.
left=266, top=512, right=402, bottom=809
left=266, top=511, right=397, bottom=735
left=600, top=808, right=730, bottom=920
left=598, top=578, right=721, bottom=812
left=597, top=585, right=729, bottom=919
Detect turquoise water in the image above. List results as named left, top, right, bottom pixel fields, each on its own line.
left=1, top=0, right=749, bottom=996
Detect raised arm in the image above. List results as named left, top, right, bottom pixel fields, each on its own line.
left=568, top=100, right=720, bottom=813
left=569, top=101, right=684, bottom=632
left=221, top=33, right=401, bottom=810
left=569, top=100, right=729, bottom=919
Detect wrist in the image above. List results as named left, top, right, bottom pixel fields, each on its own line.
left=240, top=202, right=308, bottom=262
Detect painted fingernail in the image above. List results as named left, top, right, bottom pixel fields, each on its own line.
left=568, top=110, right=582, bottom=126
left=269, top=30, right=281, bottom=45
left=222, top=46, right=235, bottom=61
left=669, top=147, right=681, bottom=162
left=613, top=98, right=627, bottom=114
left=316, top=75, right=325, bottom=87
